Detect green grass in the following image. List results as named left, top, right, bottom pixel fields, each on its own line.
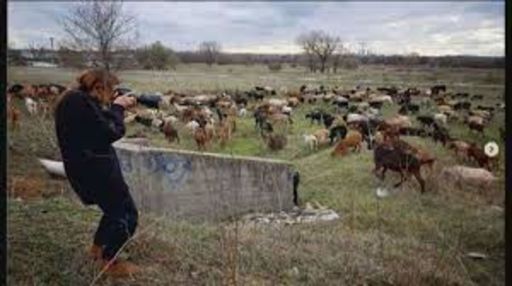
left=7, top=65, right=505, bottom=285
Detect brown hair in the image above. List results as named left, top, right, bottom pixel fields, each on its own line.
left=77, top=68, right=120, bottom=104
left=54, top=69, right=120, bottom=113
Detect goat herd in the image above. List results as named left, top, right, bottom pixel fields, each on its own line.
left=7, top=82, right=504, bottom=194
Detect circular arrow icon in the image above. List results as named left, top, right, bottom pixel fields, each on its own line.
left=484, top=141, right=499, bottom=157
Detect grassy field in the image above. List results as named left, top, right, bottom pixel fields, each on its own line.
left=7, top=64, right=505, bottom=285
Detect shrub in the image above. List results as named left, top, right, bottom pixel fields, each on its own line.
left=267, top=63, right=282, bottom=72
left=340, top=57, right=360, bottom=70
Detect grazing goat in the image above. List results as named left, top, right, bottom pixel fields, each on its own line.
left=329, top=125, right=348, bottom=144
left=467, top=144, right=492, bottom=170
left=238, top=108, right=247, bottom=117
left=331, top=130, right=363, bottom=157
left=440, top=166, right=496, bottom=190
left=322, top=114, right=336, bottom=128
left=8, top=104, right=20, bottom=130
left=447, top=140, right=471, bottom=158
left=303, top=134, right=318, bottom=151
left=194, top=126, right=210, bottom=151
left=134, top=115, right=154, bottom=127
left=416, top=115, right=435, bottom=127
left=468, top=121, right=485, bottom=134
left=160, top=121, right=180, bottom=143
left=185, top=120, right=200, bottom=133
left=345, top=113, right=368, bottom=123
left=312, top=128, right=330, bottom=147
left=453, top=101, right=471, bottom=111
left=399, top=127, right=428, bottom=137
left=282, top=105, right=293, bottom=116
left=24, top=97, right=38, bottom=115
left=431, top=123, right=451, bottom=145
left=431, top=85, right=446, bottom=95
left=398, top=103, right=420, bottom=115
left=262, top=132, right=287, bottom=151
left=305, top=110, right=331, bottom=125
left=434, top=113, right=448, bottom=125
left=384, top=115, right=412, bottom=129
left=216, top=119, right=233, bottom=148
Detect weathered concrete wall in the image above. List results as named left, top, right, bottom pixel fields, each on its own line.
left=113, top=141, right=296, bottom=222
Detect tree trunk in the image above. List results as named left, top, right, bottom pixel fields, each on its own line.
left=320, top=60, right=326, bottom=73
left=101, top=46, right=110, bottom=71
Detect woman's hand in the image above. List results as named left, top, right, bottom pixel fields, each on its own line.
left=113, top=95, right=137, bottom=109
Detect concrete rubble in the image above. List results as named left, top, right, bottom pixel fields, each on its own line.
left=239, top=202, right=341, bottom=227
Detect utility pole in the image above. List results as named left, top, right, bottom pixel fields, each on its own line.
left=49, top=37, right=54, bottom=50
left=358, top=42, right=367, bottom=56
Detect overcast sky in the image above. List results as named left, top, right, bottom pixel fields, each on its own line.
left=8, top=1, right=505, bottom=56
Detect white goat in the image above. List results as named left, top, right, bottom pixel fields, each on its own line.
left=303, top=134, right=318, bottom=151
left=185, top=120, right=200, bottom=133
left=434, top=113, right=448, bottom=125
left=24, top=97, right=38, bottom=115
left=238, top=108, right=247, bottom=117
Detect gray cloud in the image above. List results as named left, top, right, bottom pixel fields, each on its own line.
left=8, top=1, right=504, bottom=56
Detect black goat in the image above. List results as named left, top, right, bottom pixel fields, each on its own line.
left=416, top=115, right=435, bottom=127
left=329, top=125, right=348, bottom=144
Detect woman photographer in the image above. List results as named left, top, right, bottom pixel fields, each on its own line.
left=55, top=69, right=139, bottom=277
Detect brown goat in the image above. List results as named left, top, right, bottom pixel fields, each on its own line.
left=262, top=132, right=287, bottom=151
left=161, top=121, right=180, bottom=144
left=468, top=121, right=485, bottom=134
left=387, top=137, right=436, bottom=169
left=194, top=126, right=210, bottom=151
left=331, top=130, right=363, bottom=157
left=467, top=144, right=492, bottom=170
left=8, top=104, right=20, bottom=131
left=373, top=140, right=432, bottom=193
left=216, top=119, right=233, bottom=148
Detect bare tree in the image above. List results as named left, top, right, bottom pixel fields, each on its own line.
left=199, top=41, right=221, bottom=66
left=331, top=42, right=347, bottom=73
left=59, top=1, right=137, bottom=71
left=296, top=34, right=317, bottom=72
left=297, top=30, right=340, bottom=73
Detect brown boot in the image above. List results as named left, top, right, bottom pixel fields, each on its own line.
left=102, top=259, right=141, bottom=277
left=88, top=244, right=103, bottom=261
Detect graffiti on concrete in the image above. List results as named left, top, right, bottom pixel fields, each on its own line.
left=117, top=149, right=192, bottom=191
left=118, top=151, right=133, bottom=174
left=142, top=153, right=192, bottom=191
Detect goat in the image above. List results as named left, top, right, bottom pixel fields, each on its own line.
left=160, top=121, right=180, bottom=143
left=373, top=141, right=429, bottom=193
left=440, top=166, right=496, bottom=190
left=331, top=130, right=363, bottom=157
left=329, top=125, right=348, bottom=144
left=262, top=132, right=287, bottom=151
left=8, top=104, right=20, bottom=130
left=24, top=97, right=38, bottom=115
left=185, top=120, right=200, bottom=133
left=216, top=119, right=233, bottom=148
left=447, top=139, right=471, bottom=158
left=467, top=144, right=492, bottom=170
left=416, top=115, right=435, bottom=127
left=303, top=134, right=318, bottom=151
left=194, top=126, right=210, bottom=151
left=312, top=128, right=330, bottom=147
left=468, top=121, right=485, bottom=134
left=433, top=113, right=447, bottom=125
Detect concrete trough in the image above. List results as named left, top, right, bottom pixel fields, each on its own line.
left=113, top=141, right=297, bottom=222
